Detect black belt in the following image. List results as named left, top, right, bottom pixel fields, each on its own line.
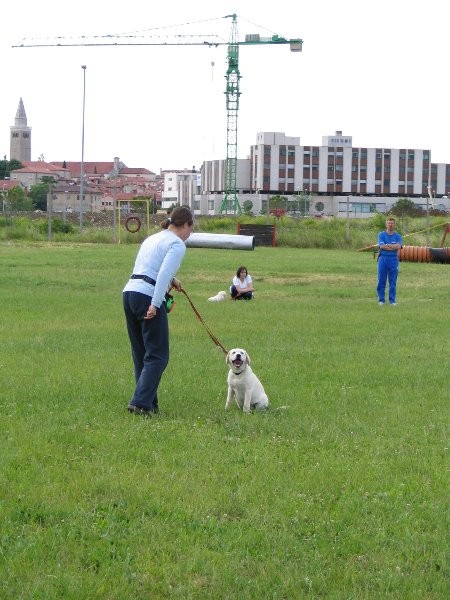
left=131, top=274, right=156, bottom=285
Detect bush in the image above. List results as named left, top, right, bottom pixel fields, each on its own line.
left=36, top=218, right=74, bottom=234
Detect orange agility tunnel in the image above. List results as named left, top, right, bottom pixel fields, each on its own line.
left=398, top=246, right=449, bottom=264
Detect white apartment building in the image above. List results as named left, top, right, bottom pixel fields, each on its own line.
left=162, top=170, right=201, bottom=211
left=192, top=131, right=450, bottom=216
left=249, top=131, right=445, bottom=198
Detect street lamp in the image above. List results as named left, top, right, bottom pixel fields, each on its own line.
left=426, top=185, right=433, bottom=246
left=80, top=65, right=87, bottom=230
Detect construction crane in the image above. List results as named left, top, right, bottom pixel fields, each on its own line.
left=13, top=15, right=303, bottom=215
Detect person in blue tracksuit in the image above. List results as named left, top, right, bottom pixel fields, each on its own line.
left=377, top=217, right=403, bottom=305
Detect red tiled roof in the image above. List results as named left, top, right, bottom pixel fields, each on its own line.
left=20, top=160, right=61, bottom=171
left=0, top=180, right=24, bottom=190
left=21, top=161, right=65, bottom=172
left=115, top=191, right=155, bottom=201
left=120, top=167, right=154, bottom=175
left=13, top=165, right=64, bottom=174
left=50, top=162, right=116, bottom=177
left=50, top=162, right=155, bottom=177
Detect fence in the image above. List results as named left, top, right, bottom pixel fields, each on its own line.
left=237, top=223, right=276, bottom=247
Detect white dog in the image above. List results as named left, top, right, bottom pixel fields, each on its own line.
left=208, top=290, right=227, bottom=302
left=225, top=348, right=269, bottom=413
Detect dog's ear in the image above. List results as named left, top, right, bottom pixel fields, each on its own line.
left=226, top=351, right=231, bottom=366
left=246, top=352, right=251, bottom=365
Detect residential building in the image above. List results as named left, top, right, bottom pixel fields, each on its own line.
left=161, top=170, right=201, bottom=211
left=248, top=131, right=446, bottom=198
left=10, top=161, right=68, bottom=188
left=195, top=130, right=449, bottom=217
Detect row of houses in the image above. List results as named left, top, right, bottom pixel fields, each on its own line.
left=4, top=130, right=450, bottom=217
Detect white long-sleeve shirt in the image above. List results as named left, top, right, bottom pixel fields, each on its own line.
left=123, top=229, right=186, bottom=307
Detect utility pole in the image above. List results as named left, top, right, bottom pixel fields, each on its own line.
left=80, top=65, right=87, bottom=230
left=47, top=182, right=53, bottom=241
left=426, top=186, right=432, bottom=246
left=346, top=195, right=351, bottom=242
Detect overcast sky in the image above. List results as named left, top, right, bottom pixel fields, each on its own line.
left=1, top=0, right=448, bottom=173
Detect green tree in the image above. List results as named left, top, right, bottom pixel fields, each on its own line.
left=8, top=186, right=33, bottom=211
left=391, top=198, right=418, bottom=217
left=242, top=200, right=253, bottom=216
left=0, top=159, right=23, bottom=180
left=41, top=176, right=56, bottom=185
left=28, top=182, right=49, bottom=211
left=269, top=195, right=288, bottom=210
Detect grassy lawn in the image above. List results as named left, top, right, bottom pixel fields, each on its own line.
left=0, top=242, right=448, bottom=599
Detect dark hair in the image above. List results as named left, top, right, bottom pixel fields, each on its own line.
left=161, top=206, right=194, bottom=229
left=236, top=266, right=248, bottom=277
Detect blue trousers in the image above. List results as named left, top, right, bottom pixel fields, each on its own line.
left=123, top=291, right=169, bottom=412
left=377, top=256, right=399, bottom=304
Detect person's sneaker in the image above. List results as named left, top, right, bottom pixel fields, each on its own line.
left=390, top=303, right=397, bottom=306
left=128, top=405, right=153, bottom=417
left=378, top=301, right=385, bottom=305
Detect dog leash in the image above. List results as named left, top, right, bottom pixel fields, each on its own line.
left=180, top=288, right=228, bottom=355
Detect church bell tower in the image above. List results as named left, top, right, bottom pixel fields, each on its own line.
left=10, top=98, right=31, bottom=162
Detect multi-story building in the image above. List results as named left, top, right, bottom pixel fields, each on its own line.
left=249, top=131, right=448, bottom=198
left=161, top=170, right=201, bottom=211
left=195, top=131, right=449, bottom=216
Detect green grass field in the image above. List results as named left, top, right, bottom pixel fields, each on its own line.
left=0, top=242, right=448, bottom=599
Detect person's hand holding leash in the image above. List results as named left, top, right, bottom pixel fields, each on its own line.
left=171, top=277, right=182, bottom=292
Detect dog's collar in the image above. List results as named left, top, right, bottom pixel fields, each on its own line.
left=233, top=370, right=244, bottom=375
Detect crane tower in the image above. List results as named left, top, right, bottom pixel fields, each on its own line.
left=222, top=14, right=241, bottom=214
left=13, top=16, right=302, bottom=214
